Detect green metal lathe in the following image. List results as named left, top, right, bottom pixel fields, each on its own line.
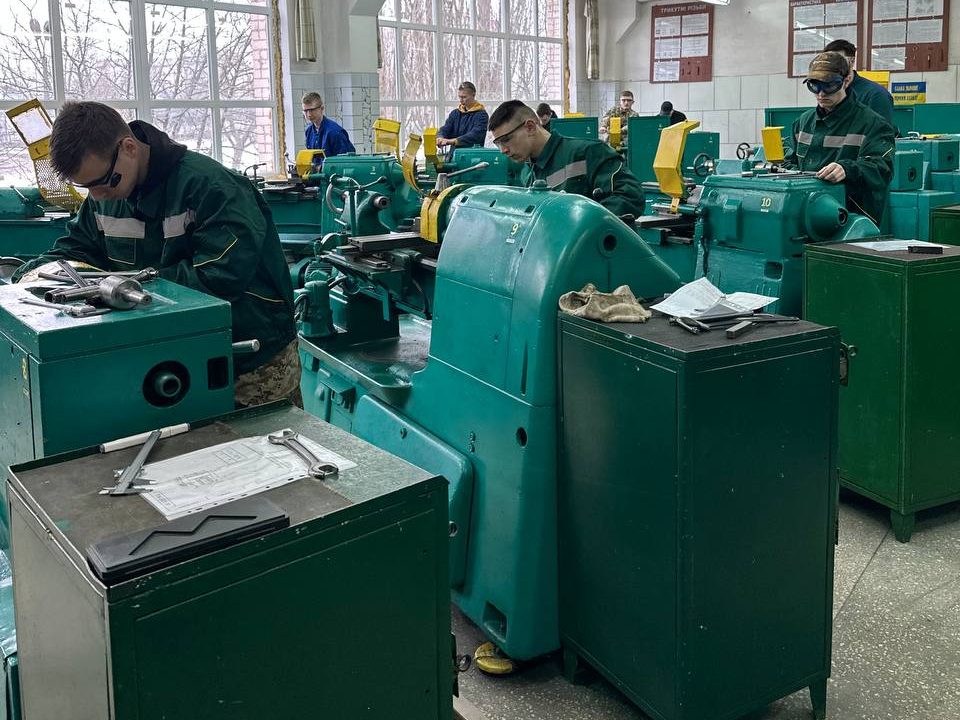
left=297, top=182, right=681, bottom=661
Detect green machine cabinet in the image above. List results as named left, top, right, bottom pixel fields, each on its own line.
left=805, top=243, right=960, bottom=541
left=551, top=116, right=599, bottom=140
left=627, top=116, right=719, bottom=184
left=931, top=204, right=960, bottom=243
left=8, top=403, right=451, bottom=720
left=0, top=279, right=235, bottom=546
left=558, top=314, right=839, bottom=720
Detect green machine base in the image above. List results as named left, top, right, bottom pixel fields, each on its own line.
left=7, top=404, right=451, bottom=720
left=805, top=243, right=960, bottom=541
left=558, top=314, right=839, bottom=720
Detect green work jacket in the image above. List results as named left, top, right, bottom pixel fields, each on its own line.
left=782, top=96, right=895, bottom=225
left=15, top=123, right=295, bottom=375
left=521, top=132, right=646, bottom=218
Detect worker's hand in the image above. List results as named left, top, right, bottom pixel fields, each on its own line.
left=436, top=137, right=453, bottom=147
left=816, top=162, right=846, bottom=183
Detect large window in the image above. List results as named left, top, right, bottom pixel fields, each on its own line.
left=378, top=0, right=563, bottom=141
left=0, top=0, right=277, bottom=184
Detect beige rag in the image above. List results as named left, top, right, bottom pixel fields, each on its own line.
left=558, top=283, right=652, bottom=323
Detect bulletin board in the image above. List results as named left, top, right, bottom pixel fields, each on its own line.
left=866, top=0, right=949, bottom=72
left=650, top=3, right=714, bottom=84
left=788, top=0, right=863, bottom=78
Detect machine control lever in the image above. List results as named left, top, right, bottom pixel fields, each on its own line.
left=268, top=430, right=338, bottom=479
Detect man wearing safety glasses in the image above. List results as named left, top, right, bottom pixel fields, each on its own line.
left=13, top=101, right=300, bottom=408
left=487, top=100, right=646, bottom=220
left=781, top=51, right=895, bottom=226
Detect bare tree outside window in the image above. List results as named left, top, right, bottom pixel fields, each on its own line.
left=1, top=0, right=278, bottom=183
left=379, top=0, right=562, bottom=140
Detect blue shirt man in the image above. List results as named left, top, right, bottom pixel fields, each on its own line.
left=437, top=81, right=488, bottom=148
left=302, top=92, right=355, bottom=157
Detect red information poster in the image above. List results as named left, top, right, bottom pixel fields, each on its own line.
left=788, top=0, right=863, bottom=77
left=650, top=3, right=714, bottom=84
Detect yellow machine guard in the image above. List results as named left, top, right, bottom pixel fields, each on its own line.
left=761, top=127, right=786, bottom=164
left=564, top=112, right=585, bottom=117
left=401, top=133, right=425, bottom=194
left=653, top=120, right=700, bottom=210
left=609, top=116, right=622, bottom=150
left=295, top=149, right=325, bottom=178
left=5, top=99, right=84, bottom=212
left=423, top=127, right=442, bottom=171
left=373, top=117, right=401, bottom=159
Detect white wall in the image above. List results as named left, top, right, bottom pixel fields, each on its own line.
left=597, top=0, right=960, bottom=158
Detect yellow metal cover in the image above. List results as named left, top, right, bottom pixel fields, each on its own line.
left=653, top=120, right=700, bottom=202
left=423, top=127, right=442, bottom=170
left=859, top=70, right=890, bottom=89
left=564, top=113, right=585, bottom=117
left=373, top=117, right=401, bottom=158
left=295, top=149, right=324, bottom=178
left=609, top=116, right=622, bottom=150
left=761, top=127, right=786, bottom=163
left=402, top=134, right=424, bottom=193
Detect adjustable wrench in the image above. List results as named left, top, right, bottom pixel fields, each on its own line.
left=268, top=430, right=338, bottom=479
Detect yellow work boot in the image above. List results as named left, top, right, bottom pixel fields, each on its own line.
left=473, top=641, right=518, bottom=676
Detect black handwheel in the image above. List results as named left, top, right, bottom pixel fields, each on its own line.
left=691, top=152, right=714, bottom=178
left=736, top=142, right=753, bottom=160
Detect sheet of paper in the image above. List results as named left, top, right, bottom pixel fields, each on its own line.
left=793, top=52, right=819, bottom=77
left=825, top=0, right=858, bottom=25
left=140, top=430, right=358, bottom=520
left=871, top=46, right=906, bottom=69
left=908, top=0, right=943, bottom=17
left=872, top=21, right=907, bottom=45
left=682, top=35, right=709, bottom=57
left=906, top=17, right=941, bottom=42
left=653, top=60, right=680, bottom=82
left=849, top=240, right=948, bottom=250
left=794, top=5, right=825, bottom=28
left=681, top=12, right=709, bottom=35
left=655, top=37, right=681, bottom=59
left=794, top=28, right=826, bottom=53
left=655, top=16, right=681, bottom=37
left=874, top=0, right=908, bottom=20
left=650, top=277, right=778, bottom=318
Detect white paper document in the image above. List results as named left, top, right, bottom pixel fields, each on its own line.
left=650, top=277, right=778, bottom=319
left=140, top=430, right=358, bottom=520
left=849, top=240, right=948, bottom=251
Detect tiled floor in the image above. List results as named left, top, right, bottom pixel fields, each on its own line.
left=454, top=492, right=960, bottom=720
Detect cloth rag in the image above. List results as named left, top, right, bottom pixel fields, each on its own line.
left=558, top=283, right=651, bottom=323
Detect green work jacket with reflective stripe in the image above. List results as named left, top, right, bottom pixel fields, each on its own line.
left=521, top=132, right=646, bottom=218
left=782, top=96, right=895, bottom=225
left=16, top=142, right=295, bottom=375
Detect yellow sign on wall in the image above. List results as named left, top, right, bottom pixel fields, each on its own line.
left=891, top=81, right=927, bottom=106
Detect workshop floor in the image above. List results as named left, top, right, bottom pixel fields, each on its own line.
left=453, top=491, right=960, bottom=720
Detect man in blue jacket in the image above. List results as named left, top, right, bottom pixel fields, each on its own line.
left=437, top=81, right=488, bottom=148
left=302, top=92, right=355, bottom=157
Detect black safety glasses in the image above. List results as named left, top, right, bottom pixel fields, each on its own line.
left=73, top=140, right=124, bottom=189
left=805, top=78, right=844, bottom=96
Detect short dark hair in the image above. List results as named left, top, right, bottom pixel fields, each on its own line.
left=50, top=102, right=131, bottom=180
left=488, top=100, right=536, bottom=132
left=458, top=81, right=477, bottom=94
left=536, top=103, right=553, bottom=116
left=661, top=101, right=674, bottom=113
left=824, top=39, right=856, bottom=58
left=302, top=92, right=323, bottom=106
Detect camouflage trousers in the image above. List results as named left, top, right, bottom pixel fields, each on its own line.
left=234, top=339, right=303, bottom=409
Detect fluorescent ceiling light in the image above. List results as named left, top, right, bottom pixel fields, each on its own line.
left=701, top=0, right=731, bottom=5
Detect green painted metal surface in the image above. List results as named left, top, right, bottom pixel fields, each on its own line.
left=558, top=314, right=839, bottom=720
left=805, top=243, right=960, bottom=541
left=551, top=117, right=599, bottom=140
left=765, top=105, right=915, bottom=143
left=885, top=189, right=955, bottom=240
left=299, top=186, right=681, bottom=660
left=694, top=173, right=879, bottom=315
left=0, top=188, right=73, bottom=262
left=8, top=403, right=451, bottom=720
left=0, top=279, right=235, bottom=548
left=931, top=203, right=960, bottom=244
left=890, top=150, right=923, bottom=191
left=627, top=116, right=720, bottom=184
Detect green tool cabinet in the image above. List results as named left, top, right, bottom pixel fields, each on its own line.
left=7, top=403, right=451, bottom=720
left=557, top=314, right=839, bottom=720
left=805, top=243, right=960, bottom=541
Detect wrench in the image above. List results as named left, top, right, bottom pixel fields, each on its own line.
left=268, top=430, right=338, bottom=479
left=18, top=296, right=111, bottom=318
left=100, top=429, right=162, bottom=495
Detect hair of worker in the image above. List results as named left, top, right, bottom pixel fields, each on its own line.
left=301, top=92, right=323, bottom=106
left=488, top=100, right=537, bottom=131
left=49, top=101, right=132, bottom=180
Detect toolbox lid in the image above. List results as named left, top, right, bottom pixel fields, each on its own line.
left=7, top=403, right=441, bottom=591
left=0, top=278, right=232, bottom=359
left=806, top=241, right=960, bottom=265
left=559, top=312, right=837, bottom=360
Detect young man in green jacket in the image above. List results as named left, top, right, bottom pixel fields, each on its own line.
left=782, top=52, right=895, bottom=226
left=13, top=101, right=299, bottom=407
left=488, top=100, right=646, bottom=219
